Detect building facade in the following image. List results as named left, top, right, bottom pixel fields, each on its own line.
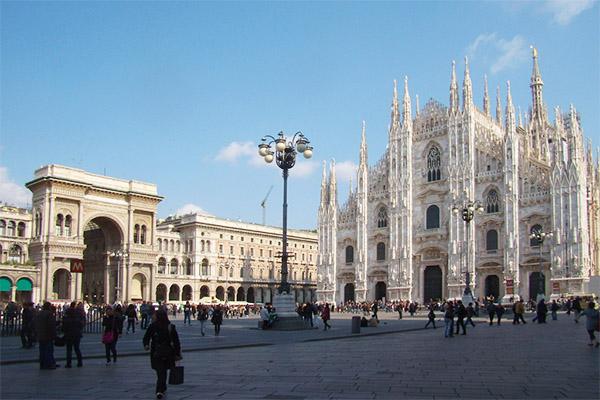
left=318, top=49, right=599, bottom=304
left=0, top=164, right=317, bottom=305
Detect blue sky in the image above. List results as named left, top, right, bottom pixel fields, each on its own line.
left=1, top=1, right=598, bottom=229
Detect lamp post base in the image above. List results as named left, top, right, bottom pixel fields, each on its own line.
left=270, top=293, right=311, bottom=331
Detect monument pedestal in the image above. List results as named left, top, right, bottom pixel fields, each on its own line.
left=271, top=293, right=310, bottom=330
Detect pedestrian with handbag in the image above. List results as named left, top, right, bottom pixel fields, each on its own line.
left=143, top=309, right=182, bottom=399
left=102, top=306, right=119, bottom=365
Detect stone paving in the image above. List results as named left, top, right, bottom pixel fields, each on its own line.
left=0, top=312, right=598, bottom=399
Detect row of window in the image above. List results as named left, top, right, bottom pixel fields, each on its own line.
left=0, top=220, right=26, bottom=237
left=215, top=233, right=313, bottom=250
left=0, top=244, right=24, bottom=264
left=55, top=214, right=73, bottom=237
left=343, top=224, right=547, bottom=264
left=133, top=224, right=148, bottom=244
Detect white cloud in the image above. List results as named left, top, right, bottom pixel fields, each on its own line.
left=466, top=33, right=529, bottom=74
left=176, top=203, right=211, bottom=216
left=544, top=0, right=595, bottom=25
left=215, top=141, right=256, bottom=163
left=335, top=160, right=358, bottom=183
left=289, top=160, right=319, bottom=178
left=0, top=166, right=30, bottom=208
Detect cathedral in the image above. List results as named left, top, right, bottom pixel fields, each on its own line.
left=317, top=49, right=600, bottom=304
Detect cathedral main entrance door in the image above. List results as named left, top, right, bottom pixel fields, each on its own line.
left=423, top=266, right=442, bottom=303
left=529, top=271, right=545, bottom=300
left=344, top=283, right=355, bottom=302
left=375, top=281, right=386, bottom=301
left=485, top=275, right=500, bottom=300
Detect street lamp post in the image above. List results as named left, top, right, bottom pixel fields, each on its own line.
left=452, top=201, right=484, bottom=302
left=529, top=228, right=553, bottom=300
left=109, top=249, right=128, bottom=304
left=257, top=131, right=313, bottom=329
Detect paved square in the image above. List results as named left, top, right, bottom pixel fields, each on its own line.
left=1, top=313, right=598, bottom=399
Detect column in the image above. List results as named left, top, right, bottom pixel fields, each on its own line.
left=104, top=258, right=111, bottom=304
left=123, top=261, right=130, bottom=302
left=11, top=285, right=16, bottom=302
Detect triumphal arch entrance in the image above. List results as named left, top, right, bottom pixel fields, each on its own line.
left=26, top=165, right=162, bottom=303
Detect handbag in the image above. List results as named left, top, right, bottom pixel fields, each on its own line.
left=54, top=336, right=65, bottom=347
left=168, top=366, right=184, bottom=385
left=101, top=331, right=115, bottom=344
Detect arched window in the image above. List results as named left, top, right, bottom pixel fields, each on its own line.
left=486, top=229, right=498, bottom=251
left=377, top=207, right=388, bottom=228
left=376, top=242, right=386, bottom=261
left=185, top=259, right=193, bottom=275
left=157, top=257, right=166, bottom=274
left=486, top=189, right=500, bottom=213
left=64, top=216, right=72, bottom=237
left=427, top=146, right=442, bottom=182
left=177, top=241, right=181, bottom=252
left=170, top=240, right=174, bottom=252
left=189, top=240, right=193, bottom=252
left=219, top=266, right=223, bottom=277
left=201, top=240, right=205, bottom=252
left=55, top=215, right=63, bottom=236
left=201, top=258, right=209, bottom=275
left=206, top=241, right=211, bottom=252
left=158, top=239, right=162, bottom=251
left=17, top=222, right=26, bottom=237
left=530, top=224, right=543, bottom=247
left=134, top=224, right=140, bottom=244
left=426, top=205, right=440, bottom=229
left=170, top=258, right=178, bottom=275
left=345, top=245, right=354, bottom=264
left=229, top=267, right=234, bottom=278
left=141, top=225, right=147, bottom=245
left=239, top=267, right=244, bottom=278
left=0, top=220, right=6, bottom=236
left=8, top=244, right=22, bottom=264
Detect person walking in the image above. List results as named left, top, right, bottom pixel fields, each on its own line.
left=372, top=302, right=379, bottom=322
left=396, top=303, right=403, bottom=320
left=424, top=307, right=436, bottom=329
left=20, top=302, right=35, bottom=349
left=573, top=297, right=582, bottom=323
left=211, top=306, right=223, bottom=336
left=62, top=302, right=84, bottom=368
left=183, top=301, right=192, bottom=325
left=455, top=300, right=467, bottom=335
left=140, top=301, right=149, bottom=329
left=536, top=299, right=548, bottom=324
left=495, top=304, right=505, bottom=325
left=487, top=301, right=496, bottom=326
left=34, top=302, right=58, bottom=369
left=126, top=304, right=138, bottom=334
left=197, top=306, right=208, bottom=335
left=513, top=300, right=527, bottom=324
left=322, top=303, right=331, bottom=331
left=102, top=306, right=120, bottom=365
left=579, top=301, right=600, bottom=347
left=259, top=304, right=270, bottom=330
left=143, top=309, right=182, bottom=400
left=550, top=300, right=559, bottom=321
left=444, top=302, right=454, bottom=338
left=466, top=303, right=476, bottom=328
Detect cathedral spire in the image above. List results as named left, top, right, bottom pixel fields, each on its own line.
left=360, top=121, right=368, bottom=166
left=462, top=56, right=473, bottom=110
left=402, top=76, right=412, bottom=128
left=449, top=60, right=459, bottom=113
left=495, top=86, right=502, bottom=125
left=518, top=106, right=523, bottom=128
left=483, top=74, right=490, bottom=117
left=320, top=160, right=328, bottom=208
left=329, top=158, right=337, bottom=208
left=415, top=94, right=420, bottom=117
left=391, top=79, right=400, bottom=129
left=505, top=81, right=515, bottom=132
left=530, top=46, right=546, bottom=124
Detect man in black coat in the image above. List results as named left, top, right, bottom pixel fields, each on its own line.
left=33, top=302, right=57, bottom=369
left=62, top=302, right=84, bottom=367
left=455, top=300, right=467, bottom=335
left=20, top=302, right=35, bottom=348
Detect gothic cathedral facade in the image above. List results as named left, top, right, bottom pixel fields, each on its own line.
left=317, top=49, right=600, bottom=304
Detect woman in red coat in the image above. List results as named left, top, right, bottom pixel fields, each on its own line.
left=321, top=303, right=331, bottom=331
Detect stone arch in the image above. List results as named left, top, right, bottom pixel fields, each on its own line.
left=182, top=284, right=193, bottom=301
left=485, top=275, right=500, bottom=300
left=168, top=284, right=180, bottom=301
left=156, top=284, right=167, bottom=302
left=200, top=285, right=210, bottom=298
left=227, top=286, right=235, bottom=301
left=236, top=287, right=245, bottom=301
left=215, top=286, right=225, bottom=301
left=15, top=277, right=33, bottom=303
left=0, top=276, right=13, bottom=302
left=247, top=287, right=255, bottom=303
left=483, top=185, right=501, bottom=213
left=423, top=265, right=442, bottom=303
left=375, top=281, right=386, bottom=301
left=52, top=268, right=71, bottom=300
left=130, top=273, right=147, bottom=301
left=344, top=283, right=355, bottom=302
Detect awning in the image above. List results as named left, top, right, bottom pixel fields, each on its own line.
left=0, top=277, right=12, bottom=292
left=16, top=278, right=32, bottom=291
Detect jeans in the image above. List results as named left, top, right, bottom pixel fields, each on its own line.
left=488, top=312, right=495, bottom=325
left=20, top=325, right=33, bottom=348
left=551, top=311, right=557, bottom=320
left=323, top=319, right=331, bottom=330
left=105, top=337, right=118, bottom=362
left=466, top=316, right=475, bottom=327
left=65, top=338, right=82, bottom=366
left=425, top=319, right=436, bottom=328
left=444, top=318, right=454, bottom=337
left=455, top=318, right=466, bottom=334
left=141, top=314, right=149, bottom=329
left=38, top=340, right=56, bottom=369
left=184, top=312, right=191, bottom=325
left=199, top=320, right=206, bottom=335
left=214, top=323, right=221, bottom=335
left=127, top=319, right=135, bottom=333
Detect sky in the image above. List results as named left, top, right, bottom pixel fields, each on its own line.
left=1, top=1, right=599, bottom=230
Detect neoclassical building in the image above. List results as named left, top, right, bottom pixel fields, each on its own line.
left=318, top=49, right=600, bottom=304
left=0, top=164, right=317, bottom=304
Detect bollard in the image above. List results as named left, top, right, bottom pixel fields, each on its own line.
left=351, top=316, right=361, bottom=334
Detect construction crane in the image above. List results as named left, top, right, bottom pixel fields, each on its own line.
left=261, top=185, right=274, bottom=225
